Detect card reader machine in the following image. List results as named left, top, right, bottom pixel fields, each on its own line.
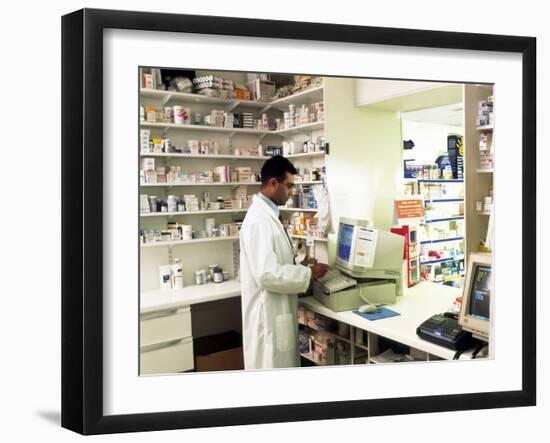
left=416, top=314, right=472, bottom=351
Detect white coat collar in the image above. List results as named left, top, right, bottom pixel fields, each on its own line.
left=252, top=194, right=282, bottom=225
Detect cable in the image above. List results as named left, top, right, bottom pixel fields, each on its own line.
left=453, top=349, right=465, bottom=360
left=471, top=341, right=488, bottom=359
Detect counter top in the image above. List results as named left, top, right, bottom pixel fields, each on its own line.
left=140, top=280, right=241, bottom=314
left=141, top=278, right=468, bottom=360
left=299, top=282, right=465, bottom=360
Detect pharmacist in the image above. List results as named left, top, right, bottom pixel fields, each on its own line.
left=240, top=156, right=329, bottom=369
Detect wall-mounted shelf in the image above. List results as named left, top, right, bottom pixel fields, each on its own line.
left=140, top=88, right=268, bottom=108
left=140, top=209, right=248, bottom=217
left=418, top=179, right=464, bottom=183
left=141, top=121, right=273, bottom=135
left=141, top=85, right=324, bottom=111
left=140, top=153, right=270, bottom=160
left=424, top=198, right=464, bottom=204
left=424, top=216, right=464, bottom=223
left=279, top=207, right=318, bottom=212
left=476, top=168, right=494, bottom=173
left=476, top=125, right=493, bottom=130
left=269, top=86, right=324, bottom=110
left=274, top=121, right=324, bottom=136
left=285, top=151, right=326, bottom=159
left=420, top=237, right=464, bottom=245
left=141, top=236, right=239, bottom=248
left=420, top=256, right=464, bottom=265
left=140, top=182, right=261, bottom=187
left=290, top=235, right=328, bottom=242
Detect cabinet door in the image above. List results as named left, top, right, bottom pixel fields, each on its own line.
left=140, top=307, right=192, bottom=347
left=140, top=337, right=194, bottom=374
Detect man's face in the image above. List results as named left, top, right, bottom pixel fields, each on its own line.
left=272, top=172, right=295, bottom=206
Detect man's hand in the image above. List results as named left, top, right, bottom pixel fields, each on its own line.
left=310, top=263, right=329, bottom=281
left=300, top=256, right=318, bottom=266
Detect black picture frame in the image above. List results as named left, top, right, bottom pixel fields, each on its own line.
left=61, top=8, right=536, bottom=435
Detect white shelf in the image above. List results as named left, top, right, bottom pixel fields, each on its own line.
left=140, top=182, right=261, bottom=187
left=141, top=280, right=242, bottom=314
left=295, top=181, right=323, bottom=185
left=279, top=207, right=318, bottom=212
left=270, top=86, right=324, bottom=110
left=274, top=121, right=324, bottom=136
left=478, top=211, right=492, bottom=216
left=140, top=153, right=270, bottom=160
left=140, top=86, right=324, bottom=109
left=290, top=235, right=328, bottom=242
left=140, top=88, right=267, bottom=108
left=476, top=125, right=494, bottom=130
left=141, top=236, right=239, bottom=248
left=476, top=168, right=494, bottom=173
left=285, top=151, right=326, bottom=159
left=141, top=121, right=273, bottom=135
left=140, top=209, right=247, bottom=217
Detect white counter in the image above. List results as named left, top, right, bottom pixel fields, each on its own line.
left=140, top=278, right=466, bottom=360
left=299, top=281, right=463, bottom=360
left=140, top=280, right=241, bottom=314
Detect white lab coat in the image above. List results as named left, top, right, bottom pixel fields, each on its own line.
left=239, top=194, right=312, bottom=369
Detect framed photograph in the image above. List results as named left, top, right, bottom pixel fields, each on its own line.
left=62, top=8, right=536, bottom=435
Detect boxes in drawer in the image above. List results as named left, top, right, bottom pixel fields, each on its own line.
left=140, top=306, right=191, bottom=347
left=140, top=337, right=194, bottom=374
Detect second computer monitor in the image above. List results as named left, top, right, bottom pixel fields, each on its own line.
left=458, top=253, right=492, bottom=342
left=334, top=217, right=404, bottom=278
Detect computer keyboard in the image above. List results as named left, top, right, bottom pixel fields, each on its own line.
left=317, top=269, right=357, bottom=293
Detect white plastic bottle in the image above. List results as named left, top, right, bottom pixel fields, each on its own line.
left=171, top=258, right=184, bottom=289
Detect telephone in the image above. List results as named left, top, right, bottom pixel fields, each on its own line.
left=317, top=269, right=357, bottom=293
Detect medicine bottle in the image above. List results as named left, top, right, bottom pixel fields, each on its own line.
left=451, top=296, right=462, bottom=314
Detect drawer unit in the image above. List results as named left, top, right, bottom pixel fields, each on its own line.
left=140, top=306, right=191, bottom=348
left=140, top=337, right=194, bottom=374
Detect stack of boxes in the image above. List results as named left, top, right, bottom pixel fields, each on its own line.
left=479, top=132, right=493, bottom=170
left=476, top=96, right=494, bottom=127
left=236, top=167, right=253, bottom=183
left=192, top=75, right=234, bottom=99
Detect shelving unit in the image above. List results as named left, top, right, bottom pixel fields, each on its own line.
left=140, top=74, right=328, bottom=373
left=401, top=103, right=466, bottom=287
left=464, top=85, right=494, bottom=259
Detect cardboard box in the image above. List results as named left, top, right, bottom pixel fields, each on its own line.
left=195, top=347, right=244, bottom=372
left=194, top=331, right=244, bottom=372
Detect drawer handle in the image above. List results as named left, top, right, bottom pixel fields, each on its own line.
left=141, top=337, right=191, bottom=353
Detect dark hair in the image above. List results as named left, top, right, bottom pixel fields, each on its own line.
left=261, top=155, right=297, bottom=185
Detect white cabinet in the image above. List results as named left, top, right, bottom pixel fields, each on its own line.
left=140, top=307, right=194, bottom=374
left=141, top=337, right=194, bottom=375
left=141, top=306, right=192, bottom=347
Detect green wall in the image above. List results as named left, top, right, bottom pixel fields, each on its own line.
left=324, top=77, right=402, bottom=264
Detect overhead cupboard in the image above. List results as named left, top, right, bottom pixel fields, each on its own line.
left=138, top=69, right=494, bottom=374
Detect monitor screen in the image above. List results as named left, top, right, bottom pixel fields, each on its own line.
left=468, top=265, right=491, bottom=320
left=337, top=223, right=355, bottom=262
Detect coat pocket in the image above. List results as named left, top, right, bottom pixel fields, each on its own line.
left=275, top=312, right=294, bottom=353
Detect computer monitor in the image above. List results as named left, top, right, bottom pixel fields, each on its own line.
left=334, top=217, right=405, bottom=295
left=458, top=253, right=492, bottom=342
